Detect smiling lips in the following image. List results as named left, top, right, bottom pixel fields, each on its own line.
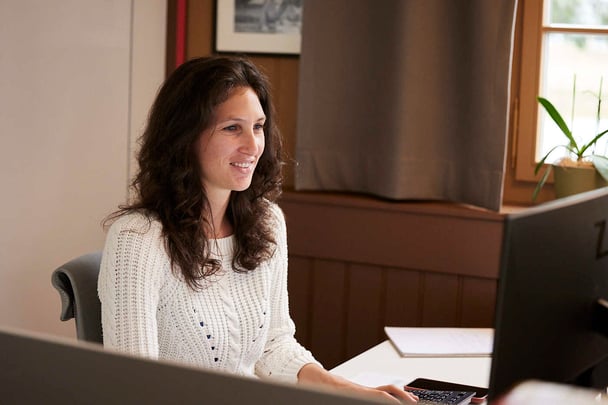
left=230, top=161, right=255, bottom=170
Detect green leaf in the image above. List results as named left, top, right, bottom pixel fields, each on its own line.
left=580, top=128, right=608, bottom=157
left=534, top=144, right=567, bottom=174
left=537, top=97, right=579, bottom=152
left=532, top=164, right=553, bottom=201
left=592, top=155, right=608, bottom=181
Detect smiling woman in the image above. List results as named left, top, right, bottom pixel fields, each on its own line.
left=104, top=57, right=283, bottom=285
left=97, top=56, right=418, bottom=404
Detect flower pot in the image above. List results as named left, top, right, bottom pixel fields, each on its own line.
left=553, top=164, right=608, bottom=198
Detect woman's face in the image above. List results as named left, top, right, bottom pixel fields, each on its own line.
left=196, top=86, right=266, bottom=200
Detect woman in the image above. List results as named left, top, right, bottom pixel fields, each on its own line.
left=98, top=56, right=417, bottom=403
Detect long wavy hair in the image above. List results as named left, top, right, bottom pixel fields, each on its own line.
left=106, top=56, right=284, bottom=290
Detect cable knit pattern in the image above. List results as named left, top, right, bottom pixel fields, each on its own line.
left=98, top=204, right=320, bottom=382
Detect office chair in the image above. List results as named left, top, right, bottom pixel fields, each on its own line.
left=51, top=252, right=103, bottom=344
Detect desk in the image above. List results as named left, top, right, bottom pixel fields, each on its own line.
left=331, top=340, right=491, bottom=391
left=331, top=340, right=608, bottom=404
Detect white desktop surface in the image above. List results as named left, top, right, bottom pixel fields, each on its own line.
left=331, top=340, right=491, bottom=389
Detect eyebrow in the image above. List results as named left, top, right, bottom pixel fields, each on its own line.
left=216, top=115, right=266, bottom=125
left=219, top=115, right=266, bottom=123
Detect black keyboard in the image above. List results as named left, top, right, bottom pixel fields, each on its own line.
left=405, top=389, right=476, bottom=405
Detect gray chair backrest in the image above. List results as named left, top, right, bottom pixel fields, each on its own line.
left=51, top=252, right=103, bottom=343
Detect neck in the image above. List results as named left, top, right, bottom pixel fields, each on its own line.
left=205, top=190, right=232, bottom=239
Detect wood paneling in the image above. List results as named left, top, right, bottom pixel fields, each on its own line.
left=287, top=256, right=501, bottom=369
left=282, top=192, right=504, bottom=369
left=287, top=256, right=312, bottom=347
left=186, top=0, right=214, bottom=58
left=345, top=264, right=385, bottom=359
left=310, top=260, right=348, bottom=368
left=461, top=277, right=498, bottom=327
left=166, top=0, right=177, bottom=74
left=420, top=273, right=461, bottom=326
left=385, top=268, right=422, bottom=327
left=280, top=191, right=504, bottom=278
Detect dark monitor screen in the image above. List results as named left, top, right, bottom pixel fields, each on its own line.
left=489, top=188, right=608, bottom=399
left=0, top=326, right=377, bottom=404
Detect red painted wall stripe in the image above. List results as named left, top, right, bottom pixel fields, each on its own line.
left=175, top=0, right=187, bottom=68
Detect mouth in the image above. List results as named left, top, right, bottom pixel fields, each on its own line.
left=230, top=161, right=255, bottom=169
left=230, top=161, right=255, bottom=170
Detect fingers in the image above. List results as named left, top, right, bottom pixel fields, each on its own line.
left=376, top=384, right=419, bottom=403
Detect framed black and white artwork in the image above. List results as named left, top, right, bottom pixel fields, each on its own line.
left=215, top=0, right=303, bottom=55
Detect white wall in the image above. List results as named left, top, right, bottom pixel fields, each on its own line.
left=0, top=0, right=166, bottom=338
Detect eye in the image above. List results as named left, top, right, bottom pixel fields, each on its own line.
left=223, top=124, right=238, bottom=131
left=254, top=123, right=265, bottom=131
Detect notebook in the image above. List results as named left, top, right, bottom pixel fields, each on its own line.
left=385, top=327, right=494, bottom=357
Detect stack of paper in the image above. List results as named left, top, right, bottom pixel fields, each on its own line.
left=384, top=327, right=494, bottom=357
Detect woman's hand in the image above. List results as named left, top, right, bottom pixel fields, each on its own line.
left=345, top=383, right=419, bottom=403
left=297, top=363, right=418, bottom=403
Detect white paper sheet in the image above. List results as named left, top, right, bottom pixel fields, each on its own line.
left=384, top=327, right=494, bottom=357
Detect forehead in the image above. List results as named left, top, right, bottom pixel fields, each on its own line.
left=213, top=87, right=264, bottom=116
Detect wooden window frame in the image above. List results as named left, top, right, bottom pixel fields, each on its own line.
left=512, top=0, right=608, bottom=186
left=512, top=0, right=544, bottom=183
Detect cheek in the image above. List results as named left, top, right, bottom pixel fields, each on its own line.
left=195, top=142, right=209, bottom=170
left=195, top=137, right=220, bottom=175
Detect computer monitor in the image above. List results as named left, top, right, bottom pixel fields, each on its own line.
left=489, top=187, right=608, bottom=400
left=0, top=326, right=379, bottom=404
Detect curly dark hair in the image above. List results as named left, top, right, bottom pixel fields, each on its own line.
left=106, top=56, right=283, bottom=290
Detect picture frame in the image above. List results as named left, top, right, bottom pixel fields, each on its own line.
left=215, top=0, right=303, bottom=55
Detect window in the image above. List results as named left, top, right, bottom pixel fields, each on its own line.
left=513, top=0, right=608, bottom=183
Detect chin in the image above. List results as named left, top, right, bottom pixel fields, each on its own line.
left=233, top=182, right=253, bottom=192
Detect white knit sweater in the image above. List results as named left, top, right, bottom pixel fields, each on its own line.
left=98, top=204, right=319, bottom=383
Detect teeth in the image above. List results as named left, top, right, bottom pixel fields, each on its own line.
left=231, top=162, right=252, bottom=168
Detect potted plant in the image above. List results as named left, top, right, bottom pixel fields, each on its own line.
left=533, top=79, right=608, bottom=200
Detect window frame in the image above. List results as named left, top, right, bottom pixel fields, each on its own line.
left=513, top=0, right=545, bottom=183
left=513, top=0, right=608, bottom=184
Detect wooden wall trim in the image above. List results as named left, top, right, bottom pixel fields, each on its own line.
left=279, top=191, right=505, bottom=279
left=281, top=190, right=505, bottom=220
left=186, top=0, right=214, bottom=58
left=165, top=0, right=176, bottom=74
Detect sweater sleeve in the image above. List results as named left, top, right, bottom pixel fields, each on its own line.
left=254, top=204, right=322, bottom=382
left=98, top=213, right=167, bottom=360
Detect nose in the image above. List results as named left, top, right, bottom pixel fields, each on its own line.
left=240, top=126, right=262, bottom=155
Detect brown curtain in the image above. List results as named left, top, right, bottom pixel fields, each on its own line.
left=295, top=0, right=517, bottom=211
